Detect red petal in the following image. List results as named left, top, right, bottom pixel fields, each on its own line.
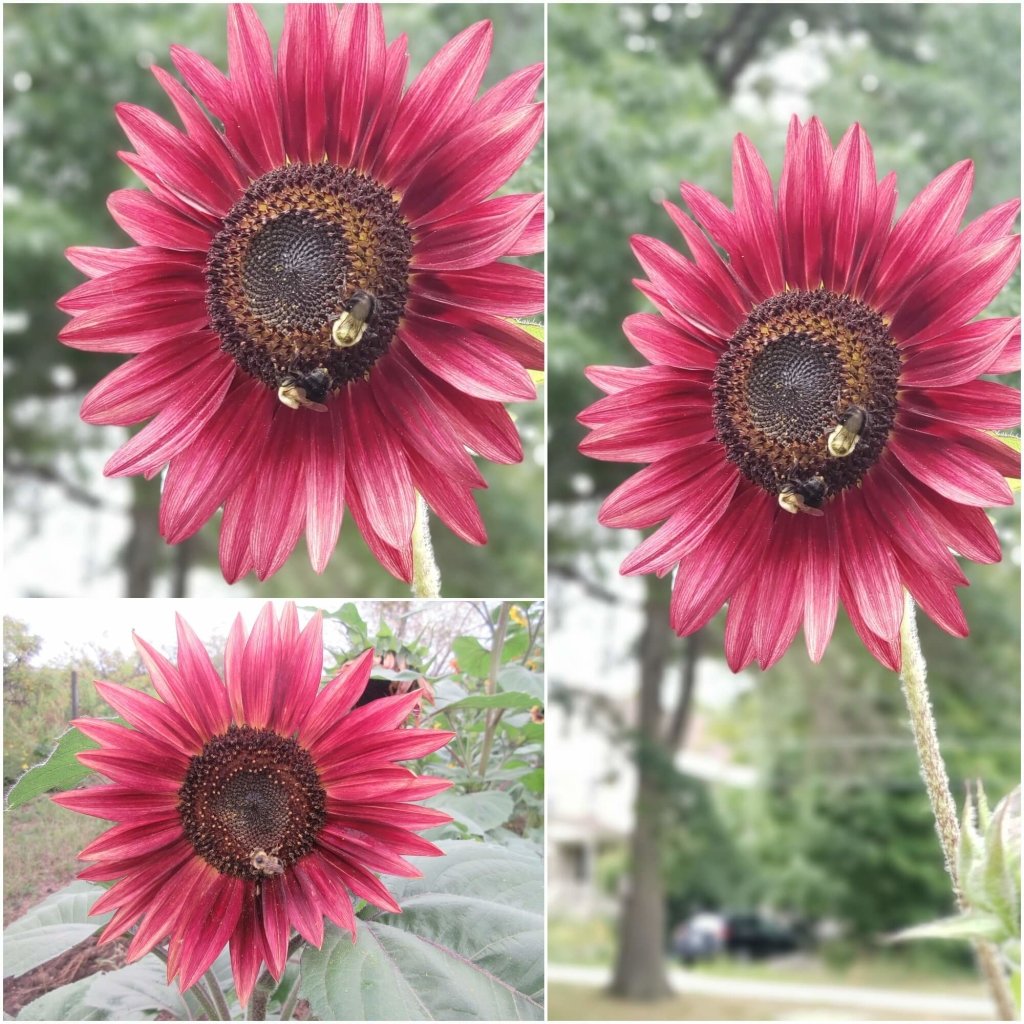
left=226, top=4, right=284, bottom=173
left=400, top=105, right=544, bottom=227
left=159, top=380, right=274, bottom=543
left=379, top=21, right=493, bottom=187
left=342, top=384, right=415, bottom=551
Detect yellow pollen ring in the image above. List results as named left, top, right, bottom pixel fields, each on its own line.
left=827, top=423, right=861, bottom=458
left=332, top=313, right=367, bottom=348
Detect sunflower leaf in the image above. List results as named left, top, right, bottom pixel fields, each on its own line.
left=301, top=841, right=543, bottom=1020
left=425, top=790, right=515, bottom=836
left=497, top=664, right=543, bottom=699
left=15, top=976, right=105, bottom=1021
left=434, top=690, right=538, bottom=714
left=83, top=957, right=188, bottom=1020
left=3, top=881, right=112, bottom=980
left=888, top=911, right=1006, bottom=943
left=5, top=727, right=99, bottom=810
left=450, top=636, right=491, bottom=677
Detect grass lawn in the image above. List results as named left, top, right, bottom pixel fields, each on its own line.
left=693, top=956, right=987, bottom=997
left=548, top=917, right=985, bottom=997
left=3, top=796, right=105, bottom=925
left=547, top=983, right=989, bottom=1021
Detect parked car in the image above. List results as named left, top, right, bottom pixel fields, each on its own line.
left=723, top=913, right=800, bottom=960
left=672, top=911, right=800, bottom=963
left=671, top=912, right=726, bottom=964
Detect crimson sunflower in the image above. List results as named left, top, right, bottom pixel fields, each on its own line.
left=580, top=118, right=1020, bottom=671
left=54, top=603, right=453, bottom=1003
left=58, top=4, right=544, bottom=583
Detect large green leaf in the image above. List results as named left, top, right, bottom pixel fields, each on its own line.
left=6, top=728, right=99, bottom=810
left=501, top=631, right=531, bottom=663
left=335, top=602, right=368, bottom=636
left=427, top=790, right=515, bottom=836
left=16, top=976, right=104, bottom=1021
left=496, top=665, right=543, bottom=700
left=451, top=637, right=491, bottom=678
left=83, top=958, right=188, bottom=1020
left=4, top=882, right=111, bottom=979
left=15, top=958, right=189, bottom=1022
left=436, top=691, right=538, bottom=714
left=301, top=842, right=543, bottom=1020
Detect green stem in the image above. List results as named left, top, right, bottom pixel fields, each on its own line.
left=150, top=944, right=219, bottom=1020
left=899, top=594, right=961, bottom=893
left=279, top=970, right=302, bottom=1021
left=411, top=494, right=441, bottom=598
left=477, top=602, right=511, bottom=778
left=899, top=593, right=1017, bottom=1021
left=204, top=967, right=232, bottom=1021
left=246, top=970, right=276, bottom=1021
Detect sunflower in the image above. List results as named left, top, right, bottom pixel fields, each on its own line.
left=58, top=4, right=543, bottom=584
left=53, top=603, right=453, bottom=1003
left=580, top=117, right=1020, bottom=671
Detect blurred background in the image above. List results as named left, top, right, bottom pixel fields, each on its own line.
left=548, top=3, right=1020, bottom=1020
left=3, top=3, right=544, bottom=598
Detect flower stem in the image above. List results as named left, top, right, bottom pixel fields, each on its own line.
left=204, top=967, right=232, bottom=1021
left=411, top=494, right=441, bottom=598
left=279, top=969, right=302, bottom=1021
left=899, top=593, right=1017, bottom=1020
left=150, top=944, right=219, bottom=1020
left=899, top=594, right=961, bottom=894
left=246, top=970, right=276, bottom=1021
left=477, top=602, right=511, bottom=778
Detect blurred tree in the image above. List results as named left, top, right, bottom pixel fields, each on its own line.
left=550, top=0, right=1020, bottom=1002
left=3, top=617, right=41, bottom=708
left=3, top=3, right=543, bottom=598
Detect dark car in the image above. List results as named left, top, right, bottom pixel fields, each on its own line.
left=723, top=913, right=800, bottom=960
left=672, top=911, right=800, bottom=964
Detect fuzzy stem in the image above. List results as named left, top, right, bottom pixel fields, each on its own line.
left=411, top=494, right=441, bottom=598
left=279, top=970, right=302, bottom=1021
left=150, top=944, right=218, bottom=1020
left=899, top=594, right=961, bottom=894
left=204, top=967, right=232, bottom=1021
left=246, top=970, right=276, bottom=1021
left=899, top=593, right=1017, bottom=1020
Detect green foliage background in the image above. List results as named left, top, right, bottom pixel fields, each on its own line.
left=550, top=2, right=1020, bottom=952
left=3, top=3, right=544, bottom=599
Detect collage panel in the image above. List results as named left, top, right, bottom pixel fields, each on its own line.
left=4, top=2, right=544, bottom=600
left=549, top=2, right=1020, bottom=1021
left=4, top=598, right=544, bottom=1019
left=4, top=1, right=547, bottom=1021
left=2, top=1, right=1023, bottom=1022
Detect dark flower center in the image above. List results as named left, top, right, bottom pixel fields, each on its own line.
left=178, top=725, right=326, bottom=880
left=712, top=289, right=900, bottom=506
left=206, top=163, right=413, bottom=395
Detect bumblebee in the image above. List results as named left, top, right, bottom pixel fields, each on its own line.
left=827, top=405, right=869, bottom=458
left=778, top=474, right=827, bottom=517
left=249, top=849, right=284, bottom=876
left=277, top=367, right=331, bottom=412
left=332, top=289, right=378, bottom=348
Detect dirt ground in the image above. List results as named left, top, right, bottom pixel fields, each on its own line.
left=3, top=933, right=130, bottom=1018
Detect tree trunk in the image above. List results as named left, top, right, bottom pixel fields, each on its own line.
left=171, top=536, right=192, bottom=598
left=666, top=631, right=702, bottom=749
left=124, top=476, right=159, bottom=597
left=609, top=574, right=673, bottom=1000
